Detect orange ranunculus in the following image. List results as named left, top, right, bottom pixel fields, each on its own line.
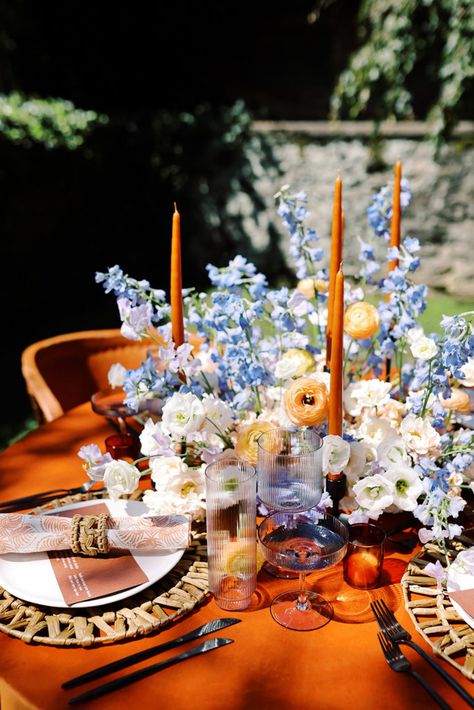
left=235, top=420, right=275, bottom=466
left=344, top=302, right=380, bottom=339
left=284, top=377, right=329, bottom=426
left=441, top=389, right=471, bottom=413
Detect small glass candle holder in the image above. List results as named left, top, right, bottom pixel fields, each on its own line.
left=105, top=433, right=140, bottom=462
left=343, top=523, right=386, bottom=590
left=205, top=458, right=257, bottom=611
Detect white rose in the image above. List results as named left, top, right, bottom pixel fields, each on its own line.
left=150, top=455, right=189, bottom=486
left=384, top=465, right=423, bottom=512
left=410, top=336, right=437, bottom=361
left=460, top=357, right=474, bottom=387
left=161, top=392, right=205, bottom=438
left=322, top=435, right=351, bottom=475
left=107, top=363, right=127, bottom=388
left=358, top=416, right=395, bottom=447
left=103, top=460, right=140, bottom=500
left=377, top=435, right=410, bottom=468
left=353, top=474, right=395, bottom=517
left=275, top=357, right=300, bottom=380
left=400, top=413, right=441, bottom=456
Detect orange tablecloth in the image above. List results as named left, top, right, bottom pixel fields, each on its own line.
left=0, top=404, right=472, bottom=710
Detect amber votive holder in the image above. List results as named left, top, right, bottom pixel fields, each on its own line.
left=105, top=433, right=140, bottom=462
left=343, top=523, right=386, bottom=590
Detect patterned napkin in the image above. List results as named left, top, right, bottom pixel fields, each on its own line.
left=0, top=511, right=190, bottom=554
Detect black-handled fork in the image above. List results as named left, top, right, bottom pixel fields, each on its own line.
left=372, top=599, right=474, bottom=707
left=0, top=481, right=100, bottom=513
left=377, top=632, right=452, bottom=709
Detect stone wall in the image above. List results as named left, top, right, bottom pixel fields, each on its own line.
left=246, top=121, right=474, bottom=299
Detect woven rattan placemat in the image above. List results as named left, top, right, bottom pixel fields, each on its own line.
left=0, top=491, right=209, bottom=647
left=402, top=536, right=474, bottom=680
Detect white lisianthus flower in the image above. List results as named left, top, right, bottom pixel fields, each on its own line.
left=103, top=460, right=140, bottom=500
left=275, top=356, right=300, bottom=380
left=353, top=474, right=395, bottom=517
left=400, top=413, right=441, bottom=456
left=139, top=419, right=173, bottom=457
left=344, top=441, right=367, bottom=484
left=410, top=336, right=437, bottom=361
left=161, top=392, right=205, bottom=438
left=142, top=488, right=205, bottom=522
left=348, top=379, right=392, bottom=411
left=383, top=465, right=423, bottom=512
left=344, top=382, right=363, bottom=417
left=201, top=395, right=234, bottom=437
left=460, top=357, right=474, bottom=387
left=144, top=461, right=206, bottom=522
left=107, top=363, right=127, bottom=388
left=406, top=326, right=424, bottom=346
left=377, top=435, right=410, bottom=468
left=322, top=435, right=351, bottom=475
left=358, top=416, right=395, bottom=447
left=150, top=455, right=189, bottom=487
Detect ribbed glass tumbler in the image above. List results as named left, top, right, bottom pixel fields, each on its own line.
left=205, top=457, right=257, bottom=611
left=257, top=427, right=323, bottom=513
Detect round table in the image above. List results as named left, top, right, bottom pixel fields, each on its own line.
left=0, top=403, right=471, bottom=709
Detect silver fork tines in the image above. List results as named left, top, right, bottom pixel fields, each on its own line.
left=377, top=633, right=451, bottom=710
left=371, top=600, right=473, bottom=708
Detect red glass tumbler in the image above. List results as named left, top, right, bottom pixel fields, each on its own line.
left=105, top=433, right=140, bottom=462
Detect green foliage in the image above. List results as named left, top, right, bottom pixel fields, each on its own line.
left=0, top=92, right=108, bottom=149
left=331, top=0, right=473, bottom=146
left=150, top=100, right=284, bottom=279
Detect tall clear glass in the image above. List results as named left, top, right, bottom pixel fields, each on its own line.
left=205, top=457, right=257, bottom=611
left=257, top=427, right=323, bottom=513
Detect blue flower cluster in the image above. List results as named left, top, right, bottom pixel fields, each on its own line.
left=96, top=266, right=169, bottom=324
left=274, top=186, right=324, bottom=280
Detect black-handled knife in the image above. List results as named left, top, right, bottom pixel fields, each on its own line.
left=62, top=617, right=240, bottom=689
left=68, top=638, right=233, bottom=705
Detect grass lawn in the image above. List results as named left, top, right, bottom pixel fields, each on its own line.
left=2, top=289, right=472, bottom=452
left=419, top=290, right=473, bottom=334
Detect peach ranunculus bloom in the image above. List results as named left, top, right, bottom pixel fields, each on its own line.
left=284, top=376, right=329, bottom=426
left=297, top=277, right=329, bottom=299
left=441, top=388, right=471, bottom=413
left=344, top=301, right=380, bottom=339
left=234, top=420, right=275, bottom=466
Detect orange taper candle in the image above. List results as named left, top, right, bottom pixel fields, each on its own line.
left=171, top=203, right=185, bottom=348
left=387, top=161, right=402, bottom=273
left=328, top=267, right=344, bottom=437
left=326, top=176, right=343, bottom=368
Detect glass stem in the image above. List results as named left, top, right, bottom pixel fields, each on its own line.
left=296, top=573, right=309, bottom=611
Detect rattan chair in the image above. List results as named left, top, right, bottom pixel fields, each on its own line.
left=21, top=329, right=153, bottom=423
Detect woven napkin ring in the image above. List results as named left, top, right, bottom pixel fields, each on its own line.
left=70, top=514, right=110, bottom=557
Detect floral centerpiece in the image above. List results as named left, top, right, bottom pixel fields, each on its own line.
left=80, top=175, right=474, bottom=554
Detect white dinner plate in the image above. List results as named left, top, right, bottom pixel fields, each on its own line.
left=0, top=498, right=185, bottom=609
left=447, top=558, right=474, bottom=630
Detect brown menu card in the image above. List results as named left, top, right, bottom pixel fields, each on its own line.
left=449, top=588, right=474, bottom=619
left=47, top=502, right=148, bottom=605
